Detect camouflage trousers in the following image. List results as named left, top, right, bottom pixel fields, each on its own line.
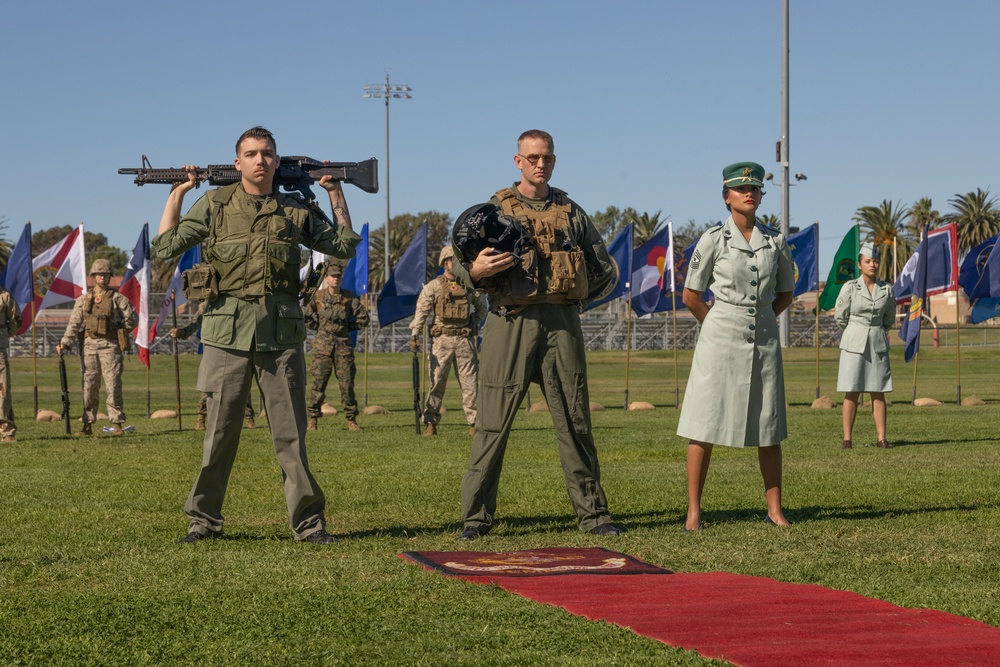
left=308, top=338, right=358, bottom=420
left=82, top=337, right=126, bottom=424
left=0, top=349, right=15, bottom=438
left=423, top=334, right=478, bottom=427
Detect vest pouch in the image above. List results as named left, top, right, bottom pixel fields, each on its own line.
left=182, top=264, right=219, bottom=302
left=275, top=301, right=305, bottom=346
left=548, top=248, right=589, bottom=301
left=201, top=297, right=238, bottom=346
left=506, top=247, right=539, bottom=300
left=117, top=328, right=131, bottom=354
left=440, top=296, right=469, bottom=321
left=94, top=314, right=108, bottom=337
left=268, top=244, right=301, bottom=296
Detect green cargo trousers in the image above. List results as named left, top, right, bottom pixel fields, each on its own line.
left=460, top=303, right=613, bottom=533
left=184, top=344, right=326, bottom=540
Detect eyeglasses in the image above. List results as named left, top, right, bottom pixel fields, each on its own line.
left=518, top=153, right=556, bottom=166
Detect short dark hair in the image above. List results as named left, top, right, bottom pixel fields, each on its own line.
left=236, top=126, right=277, bottom=155
left=517, top=129, right=554, bottom=152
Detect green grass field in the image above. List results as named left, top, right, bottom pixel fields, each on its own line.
left=1, top=345, right=998, bottom=665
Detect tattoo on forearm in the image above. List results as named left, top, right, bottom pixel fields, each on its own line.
left=332, top=204, right=350, bottom=226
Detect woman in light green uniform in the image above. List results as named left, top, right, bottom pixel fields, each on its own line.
left=677, top=162, right=794, bottom=531
left=835, top=242, right=895, bottom=449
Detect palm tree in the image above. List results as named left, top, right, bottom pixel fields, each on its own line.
left=944, top=189, right=1000, bottom=255
left=853, top=200, right=916, bottom=283
left=628, top=210, right=666, bottom=246
left=908, top=197, right=940, bottom=238
left=757, top=213, right=779, bottom=228
left=0, top=216, right=12, bottom=271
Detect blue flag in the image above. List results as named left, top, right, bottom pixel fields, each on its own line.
left=585, top=223, right=633, bottom=312
left=899, top=232, right=930, bottom=362
left=894, top=223, right=958, bottom=301
left=343, top=222, right=369, bottom=297
left=958, top=232, right=1000, bottom=325
left=0, top=222, right=33, bottom=309
left=787, top=223, right=819, bottom=297
left=377, top=223, right=428, bottom=327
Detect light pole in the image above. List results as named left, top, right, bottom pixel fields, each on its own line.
left=777, top=0, right=791, bottom=347
left=363, top=72, right=412, bottom=286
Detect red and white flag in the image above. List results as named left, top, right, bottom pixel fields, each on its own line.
left=120, top=224, right=151, bottom=366
left=18, top=225, right=87, bottom=335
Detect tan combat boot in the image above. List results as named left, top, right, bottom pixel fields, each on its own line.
left=111, top=423, right=125, bottom=436
left=244, top=416, right=256, bottom=429
left=74, top=423, right=93, bottom=436
left=423, top=423, right=437, bottom=437
left=307, top=416, right=318, bottom=431
left=469, top=426, right=475, bottom=436
left=347, top=419, right=362, bottom=432
left=195, top=414, right=206, bottom=431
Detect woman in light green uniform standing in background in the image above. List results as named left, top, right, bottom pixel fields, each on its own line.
left=835, top=242, right=895, bottom=449
left=677, top=162, right=795, bottom=531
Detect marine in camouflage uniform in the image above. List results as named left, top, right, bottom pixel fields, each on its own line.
left=0, top=286, right=22, bottom=442
left=305, top=262, right=369, bottom=431
left=171, top=301, right=256, bottom=431
left=451, top=130, right=624, bottom=539
left=56, top=259, right=138, bottom=436
left=409, top=245, right=487, bottom=436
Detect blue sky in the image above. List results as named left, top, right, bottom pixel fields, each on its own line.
left=2, top=1, right=996, bottom=273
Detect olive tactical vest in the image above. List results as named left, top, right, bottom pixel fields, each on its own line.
left=493, top=187, right=589, bottom=306
left=84, top=290, right=119, bottom=340
left=204, top=183, right=308, bottom=299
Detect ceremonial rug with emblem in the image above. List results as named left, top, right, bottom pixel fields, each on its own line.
left=401, top=548, right=1000, bottom=667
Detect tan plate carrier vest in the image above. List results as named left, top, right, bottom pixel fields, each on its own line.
left=493, top=187, right=588, bottom=306
left=84, top=290, right=122, bottom=341
left=432, top=275, right=473, bottom=336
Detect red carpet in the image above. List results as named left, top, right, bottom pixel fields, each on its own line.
left=401, top=548, right=1000, bottom=667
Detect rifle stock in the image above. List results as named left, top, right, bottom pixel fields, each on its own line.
left=412, top=351, right=421, bottom=435
left=58, top=353, right=71, bottom=435
left=119, top=155, right=379, bottom=201
left=170, top=290, right=183, bottom=431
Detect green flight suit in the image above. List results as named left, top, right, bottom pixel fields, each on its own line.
left=452, top=183, right=618, bottom=534
left=152, top=183, right=360, bottom=540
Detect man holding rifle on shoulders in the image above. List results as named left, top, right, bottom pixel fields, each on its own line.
left=152, top=126, right=360, bottom=545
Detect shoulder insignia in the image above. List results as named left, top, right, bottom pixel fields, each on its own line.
left=690, top=249, right=703, bottom=271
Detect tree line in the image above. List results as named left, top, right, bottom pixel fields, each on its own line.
left=2, top=187, right=997, bottom=294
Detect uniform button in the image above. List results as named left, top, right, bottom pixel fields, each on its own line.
left=748, top=324, right=756, bottom=331
left=750, top=280, right=758, bottom=287
left=748, top=252, right=755, bottom=258
left=750, top=266, right=758, bottom=272
left=748, top=308, right=756, bottom=315
left=746, top=337, right=754, bottom=344
left=750, top=295, right=757, bottom=301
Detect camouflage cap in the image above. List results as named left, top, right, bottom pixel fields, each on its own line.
left=326, top=262, right=344, bottom=278
left=722, top=161, right=765, bottom=189
left=89, top=258, right=112, bottom=275
left=438, top=245, right=455, bottom=266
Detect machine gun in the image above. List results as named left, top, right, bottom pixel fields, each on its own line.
left=119, top=155, right=379, bottom=202
left=58, top=352, right=71, bottom=435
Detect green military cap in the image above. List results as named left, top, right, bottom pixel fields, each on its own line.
left=722, top=161, right=765, bottom=189
left=859, top=241, right=880, bottom=260
left=326, top=262, right=344, bottom=278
